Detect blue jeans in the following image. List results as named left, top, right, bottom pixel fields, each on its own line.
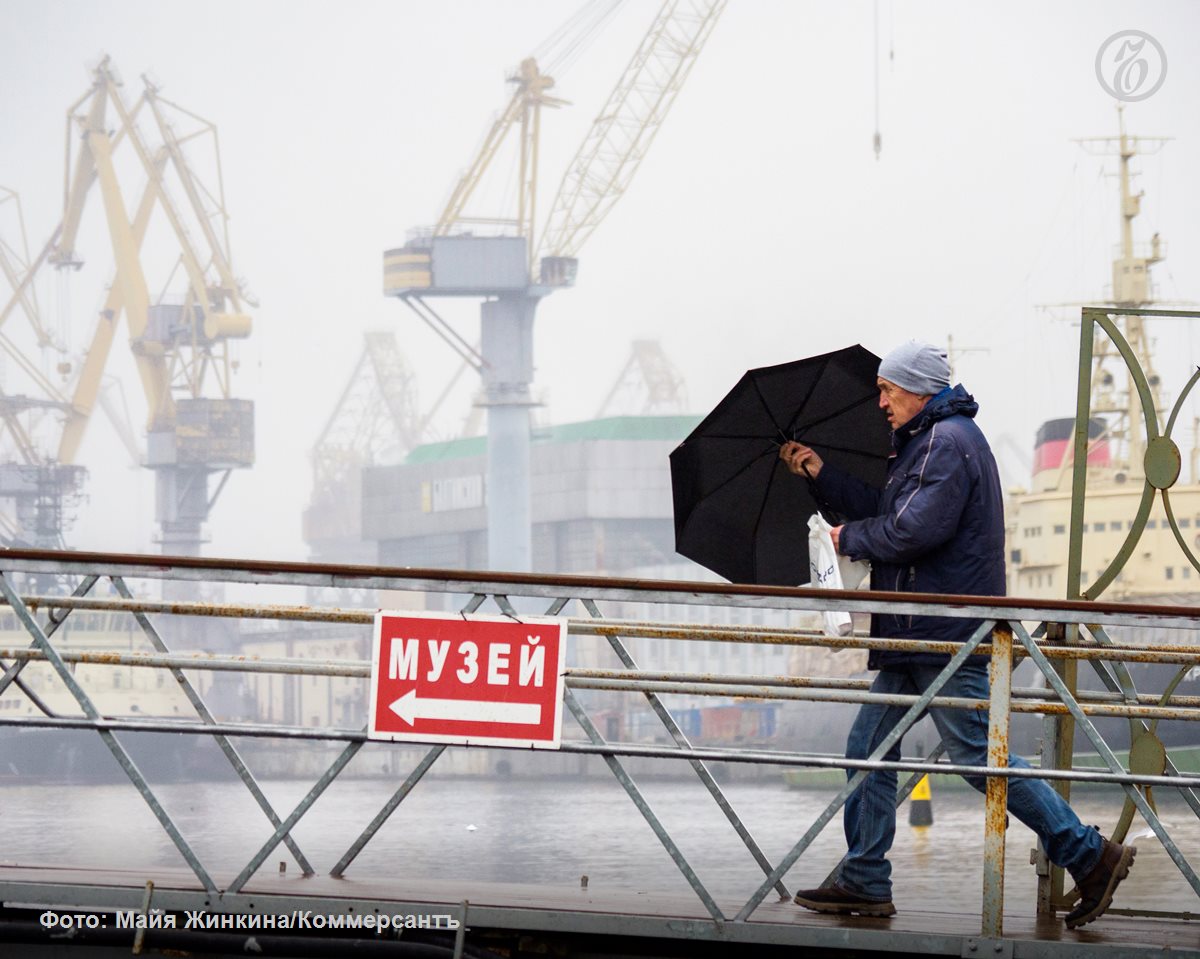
left=838, top=663, right=1104, bottom=900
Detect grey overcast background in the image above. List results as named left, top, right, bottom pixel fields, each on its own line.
left=1, top=0, right=1198, bottom=563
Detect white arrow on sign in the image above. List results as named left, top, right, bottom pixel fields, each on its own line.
left=388, top=690, right=541, bottom=727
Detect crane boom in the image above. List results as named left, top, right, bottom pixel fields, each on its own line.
left=52, top=85, right=107, bottom=269
left=536, top=0, right=726, bottom=271
left=144, top=83, right=253, bottom=316
left=57, top=156, right=164, bottom=464
left=434, top=57, right=567, bottom=274
left=0, top=188, right=50, bottom=347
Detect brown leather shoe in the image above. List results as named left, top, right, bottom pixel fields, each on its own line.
left=1064, top=838, right=1136, bottom=929
left=794, top=882, right=896, bottom=917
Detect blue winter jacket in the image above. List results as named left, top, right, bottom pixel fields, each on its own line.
left=813, top=385, right=1006, bottom=669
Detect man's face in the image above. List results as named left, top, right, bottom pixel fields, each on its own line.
left=877, top=377, right=930, bottom=430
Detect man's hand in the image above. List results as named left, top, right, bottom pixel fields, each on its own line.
left=831, top=525, right=842, bottom=553
left=779, top=441, right=824, bottom=477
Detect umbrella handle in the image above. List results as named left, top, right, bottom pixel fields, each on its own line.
left=779, top=439, right=844, bottom=525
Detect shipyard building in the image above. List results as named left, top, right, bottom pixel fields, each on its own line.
left=361, top=415, right=696, bottom=575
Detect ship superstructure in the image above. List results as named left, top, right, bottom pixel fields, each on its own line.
left=1006, top=108, right=1200, bottom=605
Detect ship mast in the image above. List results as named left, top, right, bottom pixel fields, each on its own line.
left=1073, top=105, right=1170, bottom=478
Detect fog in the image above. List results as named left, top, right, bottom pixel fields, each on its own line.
left=1, top=0, right=1198, bottom=562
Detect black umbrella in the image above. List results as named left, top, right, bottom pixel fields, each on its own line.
left=670, top=344, right=893, bottom=586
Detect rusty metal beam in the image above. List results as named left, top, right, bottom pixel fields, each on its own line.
left=982, top=624, right=1013, bottom=938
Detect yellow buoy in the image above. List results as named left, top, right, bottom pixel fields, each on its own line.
left=909, top=774, right=933, bottom=827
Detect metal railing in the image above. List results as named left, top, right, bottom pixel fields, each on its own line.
left=1, top=548, right=1198, bottom=943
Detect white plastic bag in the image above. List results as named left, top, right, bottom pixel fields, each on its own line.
left=806, top=514, right=870, bottom=636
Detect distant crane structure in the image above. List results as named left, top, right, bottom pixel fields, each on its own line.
left=0, top=188, right=86, bottom=550
left=384, top=0, right=726, bottom=571
left=594, top=339, right=689, bottom=419
left=302, top=330, right=691, bottom=563
left=0, top=57, right=254, bottom=557
left=304, top=332, right=424, bottom=564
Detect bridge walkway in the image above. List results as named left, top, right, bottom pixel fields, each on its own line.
left=1, top=550, right=1199, bottom=957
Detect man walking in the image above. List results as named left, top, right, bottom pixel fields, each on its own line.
left=779, top=340, right=1133, bottom=929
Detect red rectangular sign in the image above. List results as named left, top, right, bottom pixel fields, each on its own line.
left=368, top=610, right=567, bottom=749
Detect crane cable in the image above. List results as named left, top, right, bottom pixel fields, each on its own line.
left=873, top=0, right=896, bottom=161
left=533, top=0, right=626, bottom=79
left=873, top=0, right=882, bottom=160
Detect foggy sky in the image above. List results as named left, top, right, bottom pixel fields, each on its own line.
left=1, top=0, right=1198, bottom=562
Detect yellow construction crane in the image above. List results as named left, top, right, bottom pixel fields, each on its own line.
left=384, top=0, right=726, bottom=571
left=3, top=56, right=254, bottom=558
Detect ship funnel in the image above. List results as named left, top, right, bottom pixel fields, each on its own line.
left=1033, top=418, right=1110, bottom=490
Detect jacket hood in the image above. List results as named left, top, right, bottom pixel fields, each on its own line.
left=894, top=384, right=977, bottom=447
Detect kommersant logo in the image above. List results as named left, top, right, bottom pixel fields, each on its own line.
left=1095, top=30, right=1167, bottom=101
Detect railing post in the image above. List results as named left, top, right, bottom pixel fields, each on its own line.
left=1040, top=622, right=1077, bottom=913
left=982, top=622, right=1013, bottom=940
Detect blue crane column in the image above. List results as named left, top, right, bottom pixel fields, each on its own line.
left=384, top=236, right=568, bottom=573
left=481, top=292, right=538, bottom=572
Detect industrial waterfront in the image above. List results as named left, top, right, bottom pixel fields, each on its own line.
left=2, top=2, right=1200, bottom=957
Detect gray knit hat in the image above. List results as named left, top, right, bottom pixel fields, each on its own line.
left=877, top=340, right=951, bottom=396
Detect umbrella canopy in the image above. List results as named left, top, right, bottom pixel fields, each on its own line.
left=670, top=345, right=893, bottom=586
